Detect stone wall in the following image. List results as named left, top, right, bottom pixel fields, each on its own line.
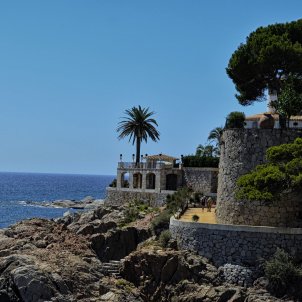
left=217, top=193, right=302, bottom=227
left=170, top=217, right=302, bottom=266
left=217, top=128, right=302, bottom=225
left=105, top=187, right=172, bottom=206
left=183, top=167, right=218, bottom=195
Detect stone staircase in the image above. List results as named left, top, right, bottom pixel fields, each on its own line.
left=100, top=260, right=124, bottom=278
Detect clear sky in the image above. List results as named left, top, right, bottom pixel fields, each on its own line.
left=0, top=0, right=301, bottom=175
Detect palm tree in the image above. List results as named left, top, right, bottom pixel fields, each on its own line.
left=196, top=144, right=218, bottom=157
left=208, top=127, right=223, bottom=155
left=117, top=106, right=160, bottom=164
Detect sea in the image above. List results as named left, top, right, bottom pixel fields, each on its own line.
left=0, top=172, right=114, bottom=228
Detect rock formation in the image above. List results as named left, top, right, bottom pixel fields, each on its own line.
left=0, top=204, right=297, bottom=301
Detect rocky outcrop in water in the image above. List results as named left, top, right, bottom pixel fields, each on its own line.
left=27, top=196, right=104, bottom=210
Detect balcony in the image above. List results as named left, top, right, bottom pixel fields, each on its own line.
left=118, top=161, right=168, bottom=170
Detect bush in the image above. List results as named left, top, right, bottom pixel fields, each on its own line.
left=264, top=249, right=302, bottom=296
left=123, top=207, right=140, bottom=224
left=225, top=111, right=245, bottom=129
left=166, top=188, right=192, bottom=214
left=158, top=230, right=172, bottom=248
left=151, top=210, right=171, bottom=235
left=192, top=215, right=199, bottom=222
left=121, top=200, right=158, bottom=226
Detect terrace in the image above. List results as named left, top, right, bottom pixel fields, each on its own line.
left=115, top=154, right=183, bottom=193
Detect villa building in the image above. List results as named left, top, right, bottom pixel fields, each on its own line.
left=116, top=154, right=183, bottom=192
left=106, top=153, right=218, bottom=206
left=245, top=92, right=302, bottom=128
left=245, top=113, right=302, bottom=129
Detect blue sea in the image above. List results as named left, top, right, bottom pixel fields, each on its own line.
left=0, top=172, right=114, bottom=228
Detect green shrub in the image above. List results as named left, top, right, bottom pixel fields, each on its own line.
left=225, top=111, right=245, bottom=129
left=123, top=207, right=140, bottom=224
left=121, top=200, right=158, bottom=225
left=166, top=188, right=191, bottom=214
left=158, top=230, right=172, bottom=248
left=151, top=210, right=171, bottom=235
left=192, top=215, right=199, bottom=222
left=264, top=249, right=302, bottom=296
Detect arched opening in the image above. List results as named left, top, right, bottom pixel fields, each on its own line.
left=166, top=174, right=177, bottom=191
left=121, top=172, right=129, bottom=188
left=133, top=173, right=142, bottom=189
left=146, top=173, right=156, bottom=189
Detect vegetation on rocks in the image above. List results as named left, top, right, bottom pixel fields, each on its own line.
left=158, top=230, right=172, bottom=248
left=121, top=200, right=159, bottom=226
left=151, top=210, right=171, bottom=236
left=236, top=138, right=302, bottom=201
left=264, top=249, right=302, bottom=297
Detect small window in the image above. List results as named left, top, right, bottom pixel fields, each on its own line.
left=293, top=122, right=298, bottom=126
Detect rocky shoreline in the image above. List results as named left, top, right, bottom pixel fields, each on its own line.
left=0, top=204, right=299, bottom=301
left=26, top=196, right=104, bottom=210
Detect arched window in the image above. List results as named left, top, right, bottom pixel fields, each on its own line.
left=133, top=173, right=142, bottom=189
left=121, top=172, right=129, bottom=188
left=146, top=173, right=156, bottom=189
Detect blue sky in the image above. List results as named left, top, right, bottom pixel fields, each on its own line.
left=0, top=0, right=301, bottom=175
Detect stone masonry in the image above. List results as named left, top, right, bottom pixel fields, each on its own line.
left=106, top=188, right=171, bottom=206
left=216, top=128, right=302, bottom=226
left=183, top=167, right=218, bottom=195
left=170, top=217, right=302, bottom=266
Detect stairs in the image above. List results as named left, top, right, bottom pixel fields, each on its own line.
left=100, top=259, right=124, bottom=278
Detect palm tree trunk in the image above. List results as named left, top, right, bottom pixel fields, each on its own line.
left=136, top=139, right=141, bottom=164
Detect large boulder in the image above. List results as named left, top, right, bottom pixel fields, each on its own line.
left=0, top=219, right=104, bottom=301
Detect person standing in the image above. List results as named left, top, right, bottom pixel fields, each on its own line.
left=207, top=196, right=213, bottom=212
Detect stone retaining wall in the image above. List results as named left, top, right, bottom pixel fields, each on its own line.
left=217, top=129, right=302, bottom=226
left=170, top=217, right=302, bottom=266
left=105, top=188, right=172, bottom=206
left=183, top=167, right=218, bottom=195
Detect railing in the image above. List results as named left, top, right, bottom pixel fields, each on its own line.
left=118, top=162, right=167, bottom=169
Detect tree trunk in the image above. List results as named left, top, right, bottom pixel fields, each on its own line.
left=136, top=139, right=141, bottom=164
